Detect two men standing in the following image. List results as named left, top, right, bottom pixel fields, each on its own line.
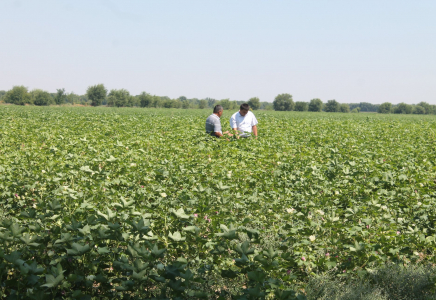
left=205, top=103, right=258, bottom=138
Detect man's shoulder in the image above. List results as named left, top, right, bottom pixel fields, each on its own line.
left=248, top=111, right=257, bottom=119
left=230, top=111, right=239, bottom=119
left=207, top=114, right=219, bottom=122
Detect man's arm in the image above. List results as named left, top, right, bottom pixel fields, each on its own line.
left=252, top=125, right=258, bottom=137
left=230, top=115, right=237, bottom=130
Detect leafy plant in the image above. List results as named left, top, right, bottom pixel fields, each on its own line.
left=1, top=106, right=436, bottom=298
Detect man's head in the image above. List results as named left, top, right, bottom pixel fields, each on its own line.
left=213, top=105, right=224, bottom=117
left=239, top=103, right=250, bottom=116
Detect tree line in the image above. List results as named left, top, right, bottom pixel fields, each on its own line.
left=0, top=85, right=434, bottom=114
left=272, top=94, right=436, bottom=114
left=0, top=85, right=272, bottom=110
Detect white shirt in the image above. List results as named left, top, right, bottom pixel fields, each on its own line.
left=230, top=111, right=258, bottom=134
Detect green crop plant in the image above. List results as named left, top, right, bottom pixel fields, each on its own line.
left=1, top=106, right=436, bottom=299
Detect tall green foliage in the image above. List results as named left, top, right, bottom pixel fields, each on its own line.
left=273, top=93, right=294, bottom=111
left=339, top=103, right=350, bottom=113
left=86, top=84, right=107, bottom=106
left=394, top=102, right=413, bottom=114
left=198, top=99, right=207, bottom=109
left=378, top=102, right=392, bottom=114
left=54, top=88, right=67, bottom=105
left=107, top=89, right=132, bottom=107
left=413, top=106, right=425, bottom=114
left=417, top=102, right=432, bottom=114
left=295, top=101, right=308, bottom=111
left=3, top=86, right=31, bottom=105
left=248, top=97, right=260, bottom=110
left=138, top=92, right=153, bottom=107
left=324, top=99, right=340, bottom=112
left=219, top=99, right=238, bottom=110
left=308, top=98, right=323, bottom=112
left=31, top=89, right=53, bottom=106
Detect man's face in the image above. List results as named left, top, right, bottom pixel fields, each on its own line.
left=239, top=109, right=249, bottom=116
left=217, top=110, right=223, bottom=117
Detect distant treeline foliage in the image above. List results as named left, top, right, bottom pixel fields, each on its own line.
left=0, top=85, right=434, bottom=114
left=271, top=94, right=436, bottom=114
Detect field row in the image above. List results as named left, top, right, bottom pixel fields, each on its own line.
left=1, top=107, right=436, bottom=299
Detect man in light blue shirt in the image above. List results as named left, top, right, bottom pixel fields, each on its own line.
left=230, top=103, right=258, bottom=138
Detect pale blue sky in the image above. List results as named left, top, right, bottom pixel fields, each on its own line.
left=1, top=0, right=435, bottom=104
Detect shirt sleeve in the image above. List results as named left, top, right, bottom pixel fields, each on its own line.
left=230, top=114, right=237, bottom=129
left=214, top=118, right=222, bottom=134
left=251, top=113, right=258, bottom=126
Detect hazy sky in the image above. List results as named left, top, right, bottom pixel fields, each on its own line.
left=1, top=0, right=435, bottom=104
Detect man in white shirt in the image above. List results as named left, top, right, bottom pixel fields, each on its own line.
left=230, top=103, right=258, bottom=138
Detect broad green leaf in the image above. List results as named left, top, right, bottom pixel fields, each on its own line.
left=41, top=273, right=64, bottom=288
left=67, top=243, right=91, bottom=256
left=171, top=208, right=190, bottom=219
left=19, top=233, right=40, bottom=247
left=168, top=231, right=186, bottom=242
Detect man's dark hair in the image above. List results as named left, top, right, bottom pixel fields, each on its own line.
left=240, top=103, right=250, bottom=111
left=213, top=105, right=223, bottom=113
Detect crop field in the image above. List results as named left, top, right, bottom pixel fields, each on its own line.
left=1, top=106, right=436, bottom=299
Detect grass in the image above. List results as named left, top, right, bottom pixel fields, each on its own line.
left=305, top=263, right=436, bottom=300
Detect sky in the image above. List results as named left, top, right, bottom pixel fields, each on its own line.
left=1, top=0, right=435, bottom=104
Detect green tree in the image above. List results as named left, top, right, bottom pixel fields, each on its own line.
left=231, top=100, right=239, bottom=110
left=413, top=105, right=425, bottom=114
left=417, top=102, right=432, bottom=114
left=138, top=92, right=153, bottom=107
left=54, top=88, right=67, bottom=105
left=162, top=99, right=172, bottom=108
left=107, top=89, right=131, bottom=107
left=339, top=103, right=350, bottom=113
left=182, top=100, right=190, bottom=109
left=199, top=100, right=207, bottom=109
left=324, top=100, right=340, bottom=112
left=128, top=95, right=139, bottom=107
left=378, top=102, right=392, bottom=113
left=219, top=99, right=232, bottom=110
left=173, top=99, right=183, bottom=108
left=248, top=97, right=260, bottom=110
left=351, top=107, right=361, bottom=113
left=273, top=94, right=294, bottom=111
left=3, top=86, right=31, bottom=105
left=79, top=95, right=89, bottom=105
left=66, top=92, right=80, bottom=104
left=261, top=102, right=274, bottom=110
left=152, top=96, right=162, bottom=107
left=350, top=102, right=378, bottom=112
left=394, top=102, right=413, bottom=114
left=308, top=98, right=323, bottom=112
left=294, top=101, right=308, bottom=111
left=31, top=89, right=53, bottom=106
left=86, top=84, right=107, bottom=106
left=206, top=97, right=216, bottom=108
left=0, top=90, right=6, bottom=101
